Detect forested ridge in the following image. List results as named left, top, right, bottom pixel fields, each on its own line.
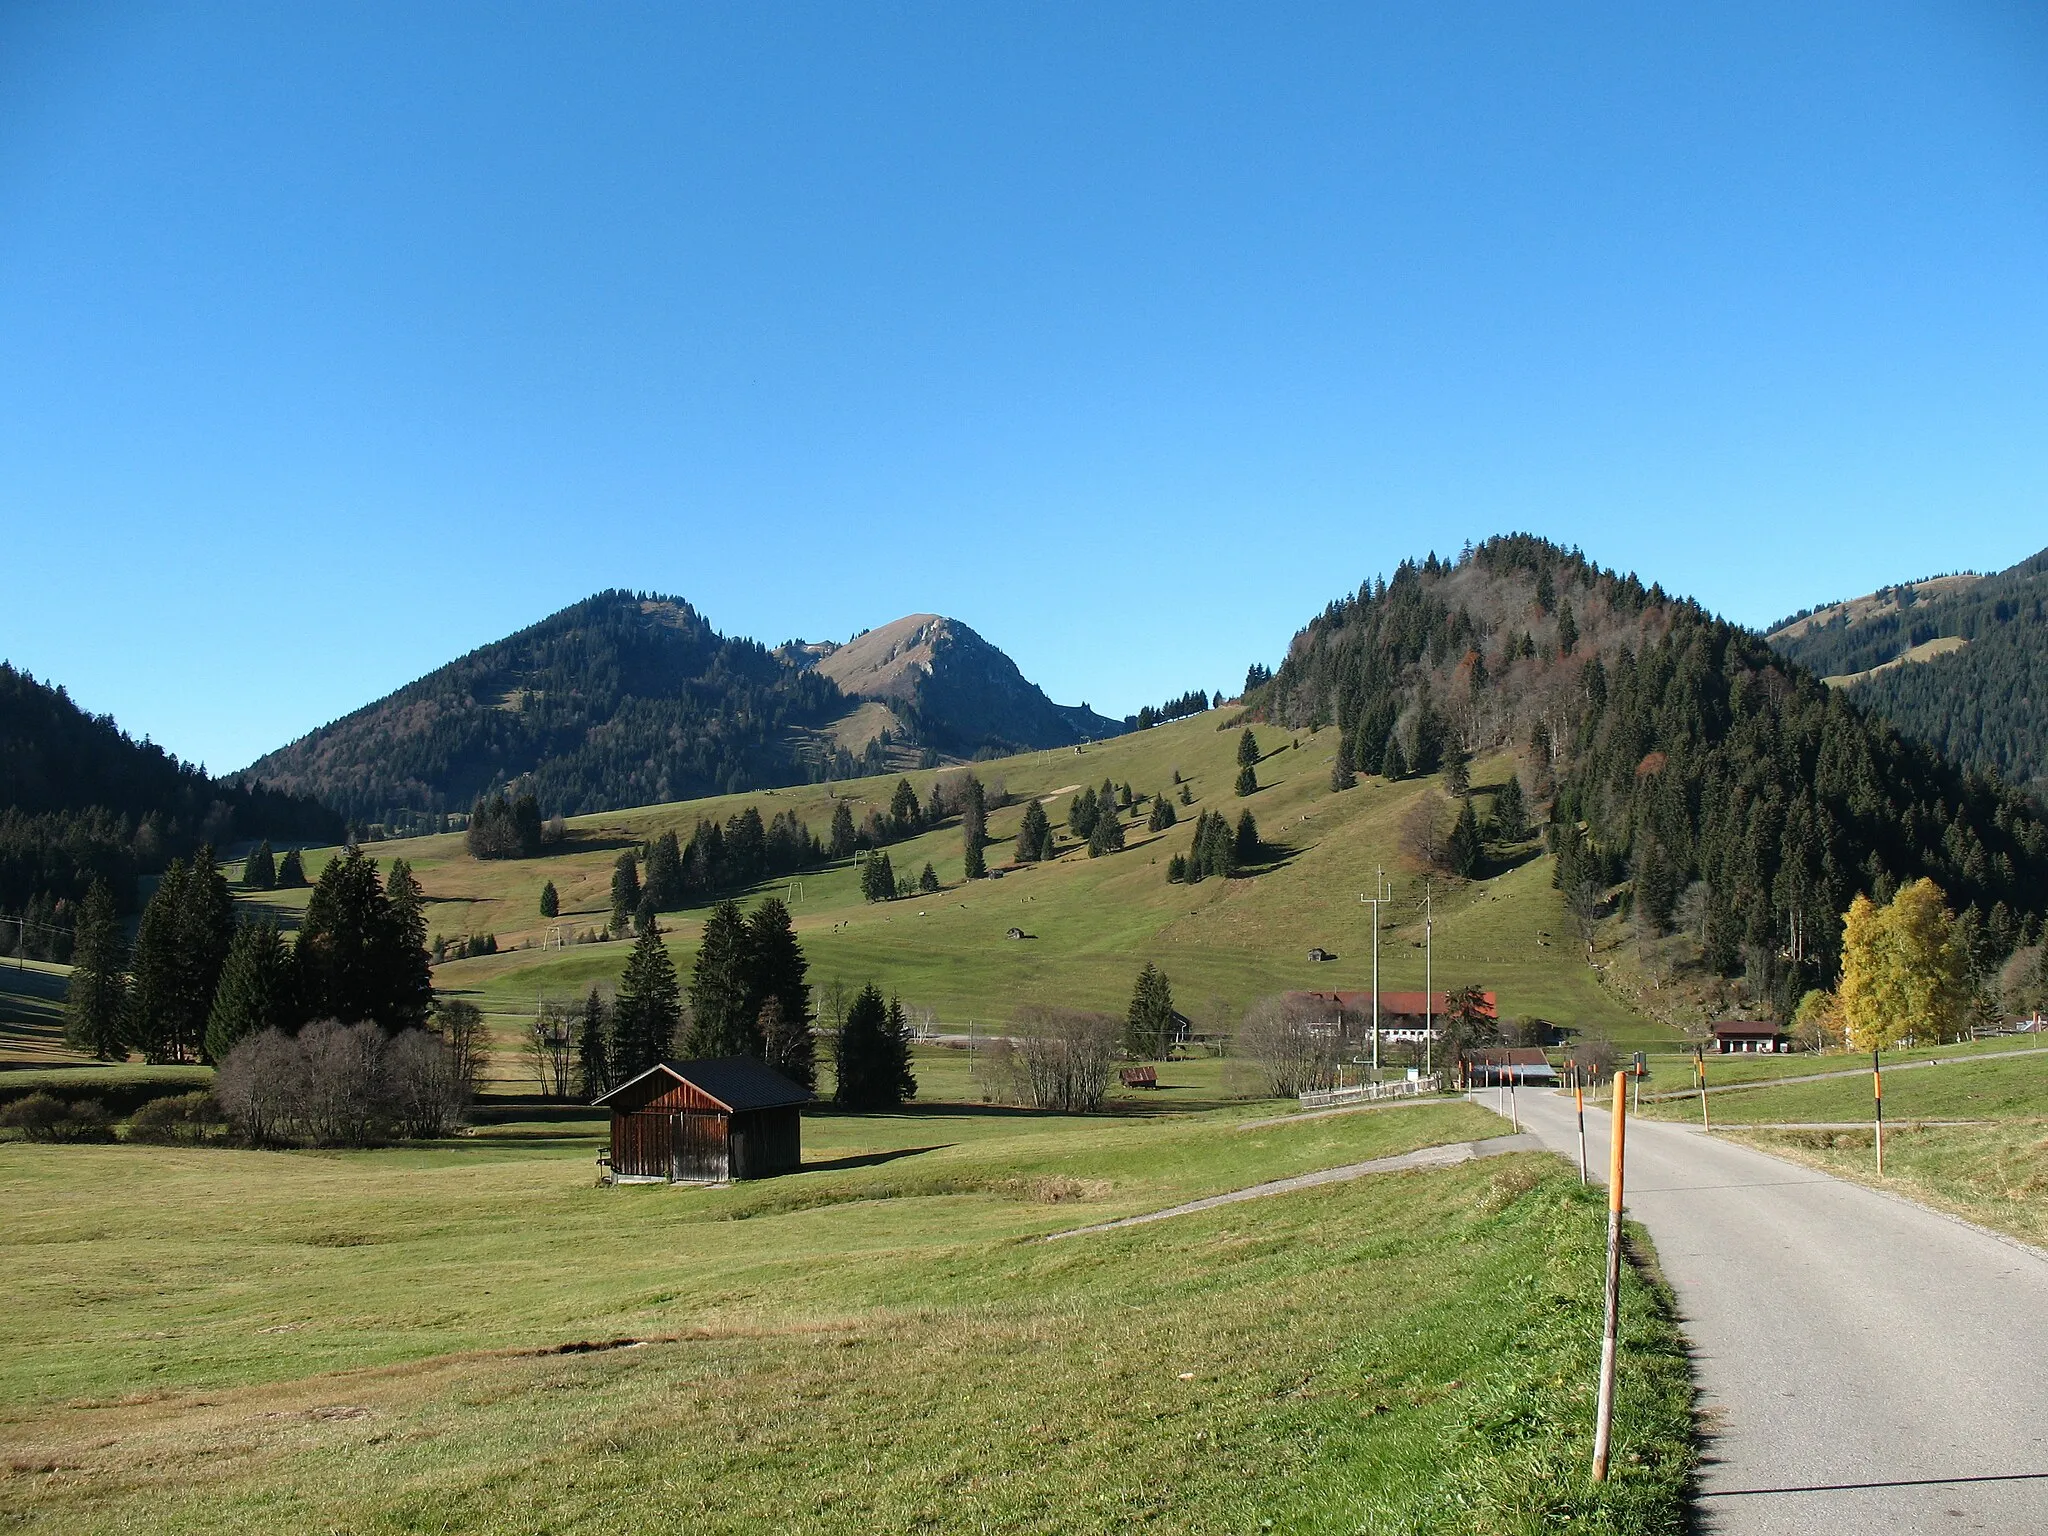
left=1255, top=534, right=2048, bottom=1017
left=0, top=662, right=341, bottom=928
left=244, top=592, right=848, bottom=824
left=1767, top=547, right=2048, bottom=796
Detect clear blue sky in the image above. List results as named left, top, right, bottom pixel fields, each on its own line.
left=4, top=2, right=2046, bottom=774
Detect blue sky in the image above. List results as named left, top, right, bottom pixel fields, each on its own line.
left=3, top=2, right=2046, bottom=773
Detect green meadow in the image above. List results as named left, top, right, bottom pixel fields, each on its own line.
left=0, top=1081, right=1692, bottom=1533
left=219, top=708, right=1672, bottom=1087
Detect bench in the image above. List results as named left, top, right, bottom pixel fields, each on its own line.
left=1119, top=1066, right=1159, bottom=1089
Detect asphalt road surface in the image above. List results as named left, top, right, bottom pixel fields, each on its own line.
left=1496, top=1086, right=2048, bottom=1533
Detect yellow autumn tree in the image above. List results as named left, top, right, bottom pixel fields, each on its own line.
left=1837, top=879, right=1971, bottom=1050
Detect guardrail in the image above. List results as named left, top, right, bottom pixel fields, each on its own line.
left=1299, top=1073, right=1441, bottom=1110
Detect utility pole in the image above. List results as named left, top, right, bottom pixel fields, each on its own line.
left=1424, top=888, right=1434, bottom=1080
left=1360, top=870, right=1390, bottom=1076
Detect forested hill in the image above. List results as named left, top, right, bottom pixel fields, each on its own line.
left=1766, top=547, right=2048, bottom=798
left=0, top=662, right=342, bottom=916
left=243, top=592, right=847, bottom=824
left=1253, top=534, right=2048, bottom=1017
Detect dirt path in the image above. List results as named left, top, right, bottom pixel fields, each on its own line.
left=1042, top=1133, right=1538, bottom=1240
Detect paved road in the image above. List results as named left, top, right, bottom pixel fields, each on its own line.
left=1504, top=1089, right=2048, bottom=1533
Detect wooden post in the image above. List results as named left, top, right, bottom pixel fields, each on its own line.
left=1591, top=1066, right=1629, bottom=1483
left=1575, top=1075, right=1588, bottom=1186
left=1873, top=1049, right=1884, bottom=1176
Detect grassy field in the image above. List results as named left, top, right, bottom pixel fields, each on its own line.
left=1639, top=1047, right=2048, bottom=1125
left=167, top=709, right=1674, bottom=1082
left=0, top=1085, right=1692, bottom=1533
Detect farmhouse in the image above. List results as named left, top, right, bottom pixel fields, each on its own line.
left=1283, top=990, right=1496, bottom=1044
left=596, top=1058, right=809, bottom=1184
left=1710, top=1021, right=1791, bottom=1054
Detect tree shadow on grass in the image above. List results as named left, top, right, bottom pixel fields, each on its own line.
left=800, top=1145, right=948, bottom=1174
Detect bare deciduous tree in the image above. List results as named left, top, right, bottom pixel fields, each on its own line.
left=1399, top=791, right=1451, bottom=873
left=987, top=1007, right=1119, bottom=1111
left=1232, top=995, right=1341, bottom=1097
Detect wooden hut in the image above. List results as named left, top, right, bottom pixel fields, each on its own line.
left=595, top=1058, right=809, bottom=1184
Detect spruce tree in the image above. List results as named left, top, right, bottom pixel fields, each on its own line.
left=1148, top=794, right=1177, bottom=832
left=297, top=847, right=411, bottom=1029
left=962, top=775, right=987, bottom=879
left=576, top=988, right=612, bottom=1098
left=684, top=900, right=754, bottom=1058
left=1331, top=734, right=1356, bottom=791
left=204, top=919, right=288, bottom=1062
left=746, top=896, right=814, bottom=1088
left=1017, top=800, right=1053, bottom=862
left=63, top=879, right=128, bottom=1061
left=1448, top=798, right=1481, bottom=877
left=1237, top=729, right=1260, bottom=768
left=1124, top=963, right=1174, bottom=1059
left=1068, top=787, right=1099, bottom=841
left=609, top=853, right=641, bottom=934
left=275, top=846, right=307, bottom=888
left=860, top=850, right=896, bottom=902
left=1444, top=748, right=1470, bottom=799
left=645, top=830, right=683, bottom=908
left=177, top=846, right=235, bottom=1057
left=829, top=801, right=858, bottom=859
left=124, top=861, right=188, bottom=1061
left=890, top=778, right=922, bottom=837
left=919, top=862, right=939, bottom=893
left=382, top=858, right=433, bottom=1031
left=1491, top=774, right=1529, bottom=842
left=834, top=984, right=916, bottom=1108
left=244, top=840, right=276, bottom=890
left=539, top=880, right=559, bottom=918
left=1234, top=811, right=1260, bottom=867
left=1234, top=763, right=1258, bottom=797
left=1382, top=735, right=1407, bottom=780
left=1088, top=800, right=1126, bottom=857
left=1178, top=782, right=1193, bottom=806
left=1558, top=600, right=1578, bottom=656
left=613, top=921, right=681, bottom=1077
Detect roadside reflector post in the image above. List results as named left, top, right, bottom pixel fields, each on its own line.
left=1873, top=1049, right=1884, bottom=1175
left=1695, top=1046, right=1709, bottom=1132
left=1574, top=1074, right=1588, bottom=1185
left=1510, top=1072, right=1520, bottom=1132
left=1592, top=1064, right=1630, bottom=1483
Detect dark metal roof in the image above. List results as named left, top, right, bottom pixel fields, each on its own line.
left=593, top=1057, right=811, bottom=1112
left=1710, top=1021, right=1785, bottom=1037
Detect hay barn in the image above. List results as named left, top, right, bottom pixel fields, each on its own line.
left=596, top=1058, right=809, bottom=1184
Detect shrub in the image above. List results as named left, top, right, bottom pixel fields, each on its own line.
left=1233, top=996, right=1341, bottom=1097
left=987, top=1008, right=1119, bottom=1112
left=215, top=1022, right=468, bottom=1146
left=127, top=1091, right=226, bottom=1145
left=0, top=1092, right=114, bottom=1143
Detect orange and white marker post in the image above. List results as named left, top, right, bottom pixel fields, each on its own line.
left=1694, top=1046, right=1710, bottom=1132
left=1591, top=1064, right=1630, bottom=1483
left=1873, top=1049, right=1885, bottom=1175
left=1574, top=1072, right=1589, bottom=1185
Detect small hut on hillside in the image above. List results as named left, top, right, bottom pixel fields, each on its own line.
left=596, top=1058, right=809, bottom=1184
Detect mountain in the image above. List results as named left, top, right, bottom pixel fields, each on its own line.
left=1766, top=547, right=2048, bottom=798
left=244, top=594, right=1123, bottom=825
left=794, top=614, right=1121, bottom=760
left=1254, top=535, right=2048, bottom=1015
left=0, top=662, right=342, bottom=918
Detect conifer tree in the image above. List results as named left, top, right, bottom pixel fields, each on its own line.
left=1068, top=786, right=1099, bottom=841
left=1234, top=811, right=1260, bottom=867
left=382, top=858, right=433, bottom=1031
left=1557, top=600, right=1578, bottom=656
left=576, top=988, right=612, bottom=1098
left=124, top=861, right=188, bottom=1061
left=1089, top=800, right=1126, bottom=857
left=64, top=879, right=128, bottom=1061
left=1178, top=782, right=1193, bottom=806
left=890, top=778, right=922, bottom=837
left=1444, top=747, right=1470, bottom=798
left=645, top=830, right=683, bottom=908
left=834, top=984, right=915, bottom=1108
left=860, top=850, right=896, bottom=902
left=1448, top=798, right=1481, bottom=878
left=684, top=900, right=754, bottom=1058
left=1491, top=774, right=1528, bottom=842
left=1331, top=733, right=1356, bottom=791
left=1124, top=963, right=1175, bottom=1059
left=1382, top=735, right=1407, bottom=781
left=204, top=919, right=288, bottom=1062
left=829, top=801, right=858, bottom=859
left=612, top=921, right=681, bottom=1076
left=919, top=862, right=939, bottom=892
left=177, top=846, right=236, bottom=1054
left=1237, top=729, right=1260, bottom=768
left=746, top=896, right=814, bottom=1087
left=244, top=840, right=276, bottom=890
left=610, top=853, right=641, bottom=934
left=962, top=775, right=987, bottom=879
left=1166, top=854, right=1188, bottom=882
left=539, top=880, right=559, bottom=918
left=275, top=846, right=307, bottom=888
left=1017, top=799, right=1053, bottom=863
left=1234, top=763, right=1258, bottom=797
left=1148, top=794, right=1177, bottom=832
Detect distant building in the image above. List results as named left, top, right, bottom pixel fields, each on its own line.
left=1282, top=990, right=1496, bottom=1044
left=1710, top=1021, right=1790, bottom=1055
left=1306, top=947, right=1335, bottom=963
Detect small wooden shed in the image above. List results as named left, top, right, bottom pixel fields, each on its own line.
left=595, top=1058, right=809, bottom=1184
